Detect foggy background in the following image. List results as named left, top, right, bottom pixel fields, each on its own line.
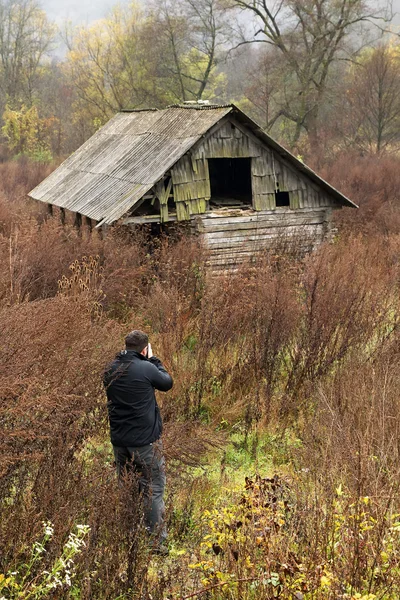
left=41, top=0, right=400, bottom=26
left=41, top=0, right=116, bottom=24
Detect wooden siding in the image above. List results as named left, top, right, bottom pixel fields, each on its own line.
left=195, top=207, right=332, bottom=270
left=192, top=121, right=261, bottom=159
left=171, top=155, right=211, bottom=220
left=169, top=117, right=337, bottom=221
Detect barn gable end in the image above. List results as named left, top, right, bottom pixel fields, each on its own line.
left=157, top=115, right=340, bottom=221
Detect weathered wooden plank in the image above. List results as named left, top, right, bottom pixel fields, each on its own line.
left=233, top=124, right=243, bottom=139
left=215, top=122, right=236, bottom=139
left=174, top=180, right=211, bottom=202
left=207, top=244, right=321, bottom=264
left=204, top=229, right=324, bottom=248
left=253, top=192, right=276, bottom=211
left=200, top=214, right=325, bottom=231
left=207, top=257, right=262, bottom=266
left=155, top=178, right=172, bottom=226
left=201, top=206, right=325, bottom=218
left=207, top=245, right=309, bottom=259
left=201, top=212, right=328, bottom=223
left=192, top=157, right=209, bottom=181
left=252, top=153, right=274, bottom=176
left=298, top=189, right=306, bottom=208
left=205, top=237, right=323, bottom=250
left=160, top=205, right=168, bottom=222
left=272, top=151, right=323, bottom=196
left=207, top=247, right=323, bottom=266
left=204, top=223, right=323, bottom=237
left=171, top=156, right=190, bottom=185
left=197, top=208, right=327, bottom=226
left=123, top=214, right=178, bottom=224
left=171, top=153, right=211, bottom=205
left=200, top=219, right=321, bottom=231
left=229, top=116, right=271, bottom=156
left=194, top=134, right=260, bottom=160
left=290, top=191, right=300, bottom=210
left=251, top=174, right=276, bottom=196
left=318, top=191, right=333, bottom=207
left=207, top=256, right=260, bottom=265
left=188, top=198, right=208, bottom=215
left=176, top=202, right=191, bottom=221
left=199, top=216, right=325, bottom=235
left=208, top=229, right=322, bottom=244
left=199, top=222, right=322, bottom=235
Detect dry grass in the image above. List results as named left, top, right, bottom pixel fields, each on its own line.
left=0, top=157, right=399, bottom=598
left=314, top=152, right=400, bottom=235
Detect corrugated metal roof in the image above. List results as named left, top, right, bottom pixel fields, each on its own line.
left=29, top=104, right=356, bottom=225
left=29, top=106, right=232, bottom=225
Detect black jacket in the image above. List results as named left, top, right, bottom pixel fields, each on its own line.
left=104, top=350, right=173, bottom=447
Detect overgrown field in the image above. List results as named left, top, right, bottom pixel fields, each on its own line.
left=0, top=158, right=399, bottom=600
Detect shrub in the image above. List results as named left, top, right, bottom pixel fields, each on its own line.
left=0, top=157, right=399, bottom=598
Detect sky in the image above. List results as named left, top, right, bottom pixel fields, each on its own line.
left=40, top=0, right=400, bottom=26
left=41, top=0, right=119, bottom=25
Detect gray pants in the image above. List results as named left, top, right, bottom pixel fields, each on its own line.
left=113, top=440, right=167, bottom=542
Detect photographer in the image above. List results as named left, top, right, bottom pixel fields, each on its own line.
left=104, top=330, right=173, bottom=554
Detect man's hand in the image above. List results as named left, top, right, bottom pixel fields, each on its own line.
left=147, top=343, right=153, bottom=359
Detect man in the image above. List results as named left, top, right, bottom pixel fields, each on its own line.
left=104, top=330, right=173, bottom=553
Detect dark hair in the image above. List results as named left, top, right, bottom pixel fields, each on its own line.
left=125, top=330, right=148, bottom=352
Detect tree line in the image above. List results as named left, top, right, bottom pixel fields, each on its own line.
left=0, top=0, right=398, bottom=160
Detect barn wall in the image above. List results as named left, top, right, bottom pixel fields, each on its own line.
left=171, top=155, right=209, bottom=219
left=195, top=207, right=332, bottom=270
left=170, top=118, right=337, bottom=221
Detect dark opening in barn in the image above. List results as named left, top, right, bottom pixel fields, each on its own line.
left=275, top=190, right=290, bottom=207
left=134, top=197, right=160, bottom=216
left=208, top=158, right=252, bottom=206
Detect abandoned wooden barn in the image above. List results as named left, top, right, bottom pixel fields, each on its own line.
left=29, top=104, right=357, bottom=269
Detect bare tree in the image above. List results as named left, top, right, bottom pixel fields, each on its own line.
left=229, top=0, right=392, bottom=143
left=154, top=0, right=229, bottom=101
left=240, top=46, right=286, bottom=129
left=0, top=0, right=56, bottom=107
left=335, top=44, right=400, bottom=153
